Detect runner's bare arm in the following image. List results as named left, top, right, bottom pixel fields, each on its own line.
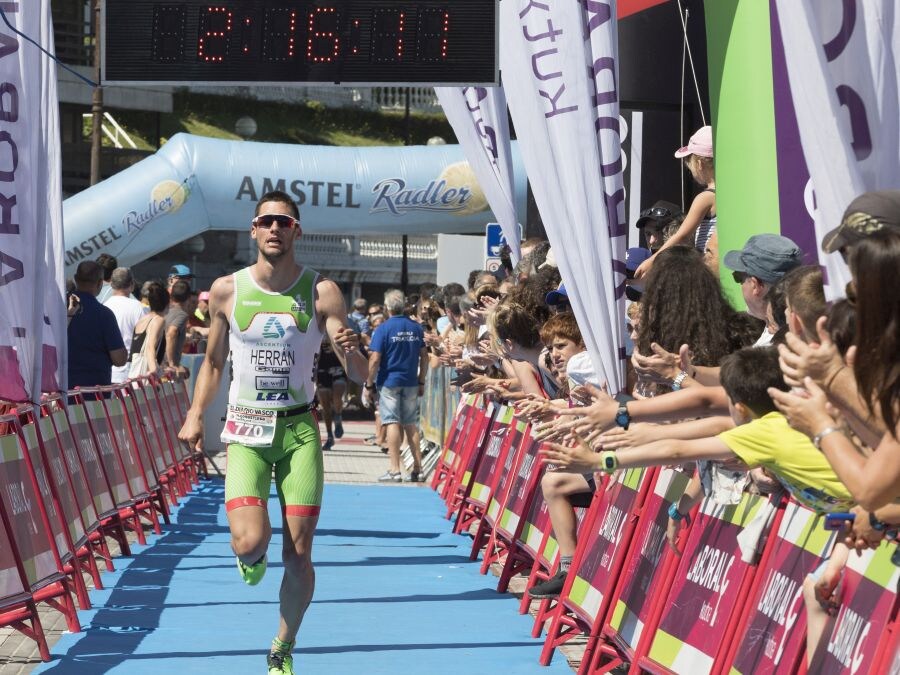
left=178, top=276, right=233, bottom=445
left=316, top=278, right=368, bottom=384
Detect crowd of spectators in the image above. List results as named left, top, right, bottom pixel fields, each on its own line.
left=66, top=259, right=212, bottom=387
left=350, top=182, right=900, bottom=666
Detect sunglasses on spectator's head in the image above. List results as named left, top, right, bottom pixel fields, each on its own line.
left=252, top=214, right=300, bottom=229
left=640, top=206, right=672, bottom=219
left=732, top=271, right=749, bottom=284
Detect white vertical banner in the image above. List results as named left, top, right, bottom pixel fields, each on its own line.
left=501, top=0, right=627, bottom=392
left=435, top=86, right=522, bottom=263
left=775, top=0, right=900, bottom=297
left=0, top=1, right=66, bottom=401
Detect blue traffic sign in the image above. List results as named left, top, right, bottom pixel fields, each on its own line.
left=485, top=222, right=523, bottom=259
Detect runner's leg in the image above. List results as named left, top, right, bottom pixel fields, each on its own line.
left=278, top=513, right=318, bottom=643
left=225, top=443, right=274, bottom=565
left=273, top=413, right=324, bottom=644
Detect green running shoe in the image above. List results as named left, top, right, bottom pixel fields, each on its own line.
left=267, top=650, right=294, bottom=675
left=236, top=553, right=267, bottom=585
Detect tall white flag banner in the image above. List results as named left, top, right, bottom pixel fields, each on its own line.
left=0, top=1, right=66, bottom=401
left=435, top=86, right=522, bottom=263
left=501, top=0, right=627, bottom=391
left=775, top=0, right=900, bottom=297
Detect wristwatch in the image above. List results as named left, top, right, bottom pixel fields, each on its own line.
left=599, top=450, right=618, bottom=473
left=364, top=382, right=375, bottom=390
left=812, top=426, right=842, bottom=450
left=671, top=371, right=689, bottom=391
left=869, top=511, right=889, bottom=532
left=615, top=403, right=631, bottom=430
left=667, top=503, right=685, bottom=521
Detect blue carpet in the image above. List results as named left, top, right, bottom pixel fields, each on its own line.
left=34, top=480, right=570, bottom=674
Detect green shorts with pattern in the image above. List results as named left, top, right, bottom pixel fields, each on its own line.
left=224, top=411, right=323, bottom=518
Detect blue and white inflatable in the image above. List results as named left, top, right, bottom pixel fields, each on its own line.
left=62, top=133, right=527, bottom=272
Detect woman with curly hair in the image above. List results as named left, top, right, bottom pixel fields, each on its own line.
left=636, top=245, right=760, bottom=372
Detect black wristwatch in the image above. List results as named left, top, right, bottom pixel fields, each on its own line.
left=615, top=403, right=631, bottom=430
left=364, top=382, right=375, bottom=390
left=869, top=511, right=889, bottom=532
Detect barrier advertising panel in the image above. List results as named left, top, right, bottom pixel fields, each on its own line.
left=67, top=403, right=116, bottom=517
left=608, top=467, right=692, bottom=652
left=81, top=399, right=131, bottom=507
left=468, top=404, right=514, bottom=507
left=496, top=434, right=543, bottom=540
left=0, top=432, right=58, bottom=587
left=23, top=418, right=87, bottom=551
left=484, top=418, right=528, bottom=527
left=0, top=501, right=25, bottom=600
left=566, top=468, right=649, bottom=623
left=47, top=407, right=98, bottom=533
left=646, top=492, right=769, bottom=674
left=137, top=381, right=174, bottom=474
left=812, top=539, right=900, bottom=674
left=103, top=395, right=147, bottom=499
left=730, top=501, right=836, bottom=674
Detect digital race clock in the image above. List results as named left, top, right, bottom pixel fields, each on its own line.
left=102, top=0, right=497, bottom=85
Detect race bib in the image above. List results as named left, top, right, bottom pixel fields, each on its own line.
left=221, top=405, right=277, bottom=447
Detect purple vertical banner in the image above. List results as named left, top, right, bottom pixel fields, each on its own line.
left=769, top=0, right=818, bottom=265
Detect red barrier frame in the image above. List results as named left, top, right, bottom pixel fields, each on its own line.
left=40, top=395, right=117, bottom=580
left=431, top=394, right=472, bottom=493
left=59, top=395, right=133, bottom=563
left=133, top=377, right=191, bottom=503
left=18, top=410, right=95, bottom=611
left=453, top=402, right=514, bottom=536
left=537, top=468, right=657, bottom=671
left=115, top=385, right=172, bottom=529
left=443, top=400, right=495, bottom=520
left=71, top=389, right=148, bottom=545
left=0, top=478, right=52, bottom=661
left=0, top=412, right=81, bottom=637
left=634, top=493, right=786, bottom=675
left=471, top=418, right=532, bottom=565
left=439, top=395, right=484, bottom=505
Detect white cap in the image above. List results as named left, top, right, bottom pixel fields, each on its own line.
left=566, top=351, right=604, bottom=390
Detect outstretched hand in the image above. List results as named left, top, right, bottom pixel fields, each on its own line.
left=777, top=317, right=843, bottom=388
left=539, top=436, right=600, bottom=473
left=767, top=377, right=834, bottom=439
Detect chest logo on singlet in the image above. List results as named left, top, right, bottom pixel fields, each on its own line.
left=262, top=316, right=286, bottom=339
left=290, top=294, right=307, bottom=313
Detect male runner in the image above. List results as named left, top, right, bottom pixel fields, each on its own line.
left=179, top=190, right=366, bottom=675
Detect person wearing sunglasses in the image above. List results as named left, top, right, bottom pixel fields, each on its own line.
left=634, top=127, right=717, bottom=279
left=178, top=189, right=367, bottom=675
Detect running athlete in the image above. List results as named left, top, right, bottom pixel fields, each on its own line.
left=315, top=337, right=348, bottom=450
left=178, top=190, right=367, bottom=675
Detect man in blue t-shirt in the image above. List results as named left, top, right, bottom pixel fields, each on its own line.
left=67, top=261, right=128, bottom=388
left=364, top=289, right=427, bottom=483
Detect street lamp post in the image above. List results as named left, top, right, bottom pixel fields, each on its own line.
left=401, top=88, right=411, bottom=295
left=89, top=0, right=103, bottom=186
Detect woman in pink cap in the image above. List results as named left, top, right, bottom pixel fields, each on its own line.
left=635, top=125, right=717, bottom=278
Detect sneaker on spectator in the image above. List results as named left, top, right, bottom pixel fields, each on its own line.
left=377, top=471, right=402, bottom=483
left=404, top=469, right=426, bottom=483
left=237, top=554, right=267, bottom=586
left=267, top=649, right=294, bottom=675
left=528, top=569, right=568, bottom=598
left=334, top=416, right=344, bottom=438
left=322, top=434, right=334, bottom=450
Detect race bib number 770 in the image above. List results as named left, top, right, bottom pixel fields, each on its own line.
left=221, top=405, right=277, bottom=447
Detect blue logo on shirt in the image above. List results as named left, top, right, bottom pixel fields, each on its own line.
left=262, top=317, right=286, bottom=339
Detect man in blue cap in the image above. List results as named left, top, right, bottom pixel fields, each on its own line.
left=723, top=234, right=803, bottom=346
left=167, top=263, right=195, bottom=291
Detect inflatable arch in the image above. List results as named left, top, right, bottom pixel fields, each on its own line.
left=62, top=133, right=528, bottom=273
